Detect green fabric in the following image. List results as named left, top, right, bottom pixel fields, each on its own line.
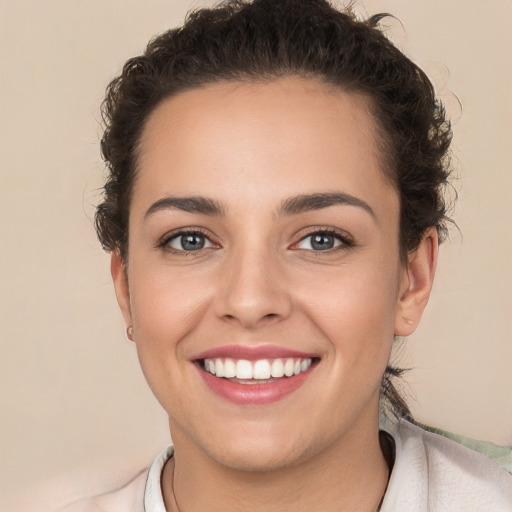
left=420, top=423, right=512, bottom=475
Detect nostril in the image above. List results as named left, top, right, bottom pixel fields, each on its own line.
left=214, top=282, right=293, bottom=328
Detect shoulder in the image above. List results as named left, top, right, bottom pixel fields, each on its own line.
left=381, top=419, right=512, bottom=511
left=57, top=445, right=174, bottom=512
left=56, top=468, right=148, bottom=512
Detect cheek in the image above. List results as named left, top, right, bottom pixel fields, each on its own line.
left=126, top=266, right=215, bottom=414
left=298, top=260, right=400, bottom=359
left=128, top=264, right=213, bottom=362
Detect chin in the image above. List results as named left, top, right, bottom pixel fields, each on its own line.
left=174, top=413, right=313, bottom=473
left=207, top=436, right=310, bottom=473
left=216, top=414, right=351, bottom=474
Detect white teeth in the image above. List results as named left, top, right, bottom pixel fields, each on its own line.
left=203, top=357, right=313, bottom=379
left=271, top=359, right=285, bottom=378
left=253, top=360, right=271, bottom=379
left=215, top=359, right=225, bottom=378
left=235, top=359, right=253, bottom=379
left=224, top=358, right=236, bottom=378
left=284, top=358, right=295, bottom=377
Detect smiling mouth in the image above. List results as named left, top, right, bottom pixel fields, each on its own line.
left=195, top=355, right=320, bottom=404
left=199, top=357, right=318, bottom=381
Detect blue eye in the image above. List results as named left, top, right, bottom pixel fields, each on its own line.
left=166, top=232, right=214, bottom=251
left=312, top=233, right=336, bottom=250
left=296, top=231, right=349, bottom=251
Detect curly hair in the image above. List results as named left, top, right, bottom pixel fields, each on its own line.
left=95, top=0, right=453, bottom=419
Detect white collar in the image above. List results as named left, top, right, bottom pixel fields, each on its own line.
left=144, top=445, right=174, bottom=512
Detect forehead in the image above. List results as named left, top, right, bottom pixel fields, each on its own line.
left=133, top=77, right=396, bottom=218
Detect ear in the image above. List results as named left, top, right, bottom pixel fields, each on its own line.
left=111, top=249, right=133, bottom=339
left=394, top=228, right=438, bottom=336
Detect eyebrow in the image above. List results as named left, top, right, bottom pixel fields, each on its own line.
left=144, top=192, right=375, bottom=220
left=278, top=192, right=375, bottom=219
left=144, top=196, right=225, bottom=219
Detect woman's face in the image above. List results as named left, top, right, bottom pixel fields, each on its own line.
left=113, top=77, right=426, bottom=471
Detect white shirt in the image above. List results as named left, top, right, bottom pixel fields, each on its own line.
left=378, top=419, right=512, bottom=511
left=60, top=420, right=512, bottom=512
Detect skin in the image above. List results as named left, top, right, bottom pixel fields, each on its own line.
left=111, top=77, right=437, bottom=512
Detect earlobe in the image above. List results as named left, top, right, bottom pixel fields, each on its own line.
left=111, top=249, right=133, bottom=337
left=394, top=228, right=438, bottom=337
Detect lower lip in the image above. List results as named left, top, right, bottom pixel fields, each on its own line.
left=196, top=363, right=315, bottom=405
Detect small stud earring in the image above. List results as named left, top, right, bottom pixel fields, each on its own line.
left=405, top=318, right=414, bottom=325
left=126, top=325, right=134, bottom=341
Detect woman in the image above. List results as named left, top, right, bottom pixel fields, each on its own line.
left=73, top=0, right=512, bottom=510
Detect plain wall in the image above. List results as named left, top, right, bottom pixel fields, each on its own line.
left=1, top=0, right=511, bottom=506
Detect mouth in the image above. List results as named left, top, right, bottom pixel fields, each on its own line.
left=201, top=357, right=316, bottom=381
left=194, top=352, right=320, bottom=405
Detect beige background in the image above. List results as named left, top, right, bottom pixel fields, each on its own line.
left=1, top=0, right=511, bottom=506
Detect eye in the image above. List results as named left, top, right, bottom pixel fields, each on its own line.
left=294, top=230, right=352, bottom=251
left=164, top=231, right=215, bottom=252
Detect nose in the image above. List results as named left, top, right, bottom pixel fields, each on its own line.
left=214, top=246, right=293, bottom=329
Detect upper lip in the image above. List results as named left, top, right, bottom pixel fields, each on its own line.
left=193, top=345, right=319, bottom=361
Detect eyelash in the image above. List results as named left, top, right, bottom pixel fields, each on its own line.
left=157, top=227, right=355, bottom=255
left=158, top=228, right=218, bottom=255
left=292, top=228, right=355, bottom=253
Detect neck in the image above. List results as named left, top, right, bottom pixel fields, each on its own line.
left=162, top=410, right=390, bottom=512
